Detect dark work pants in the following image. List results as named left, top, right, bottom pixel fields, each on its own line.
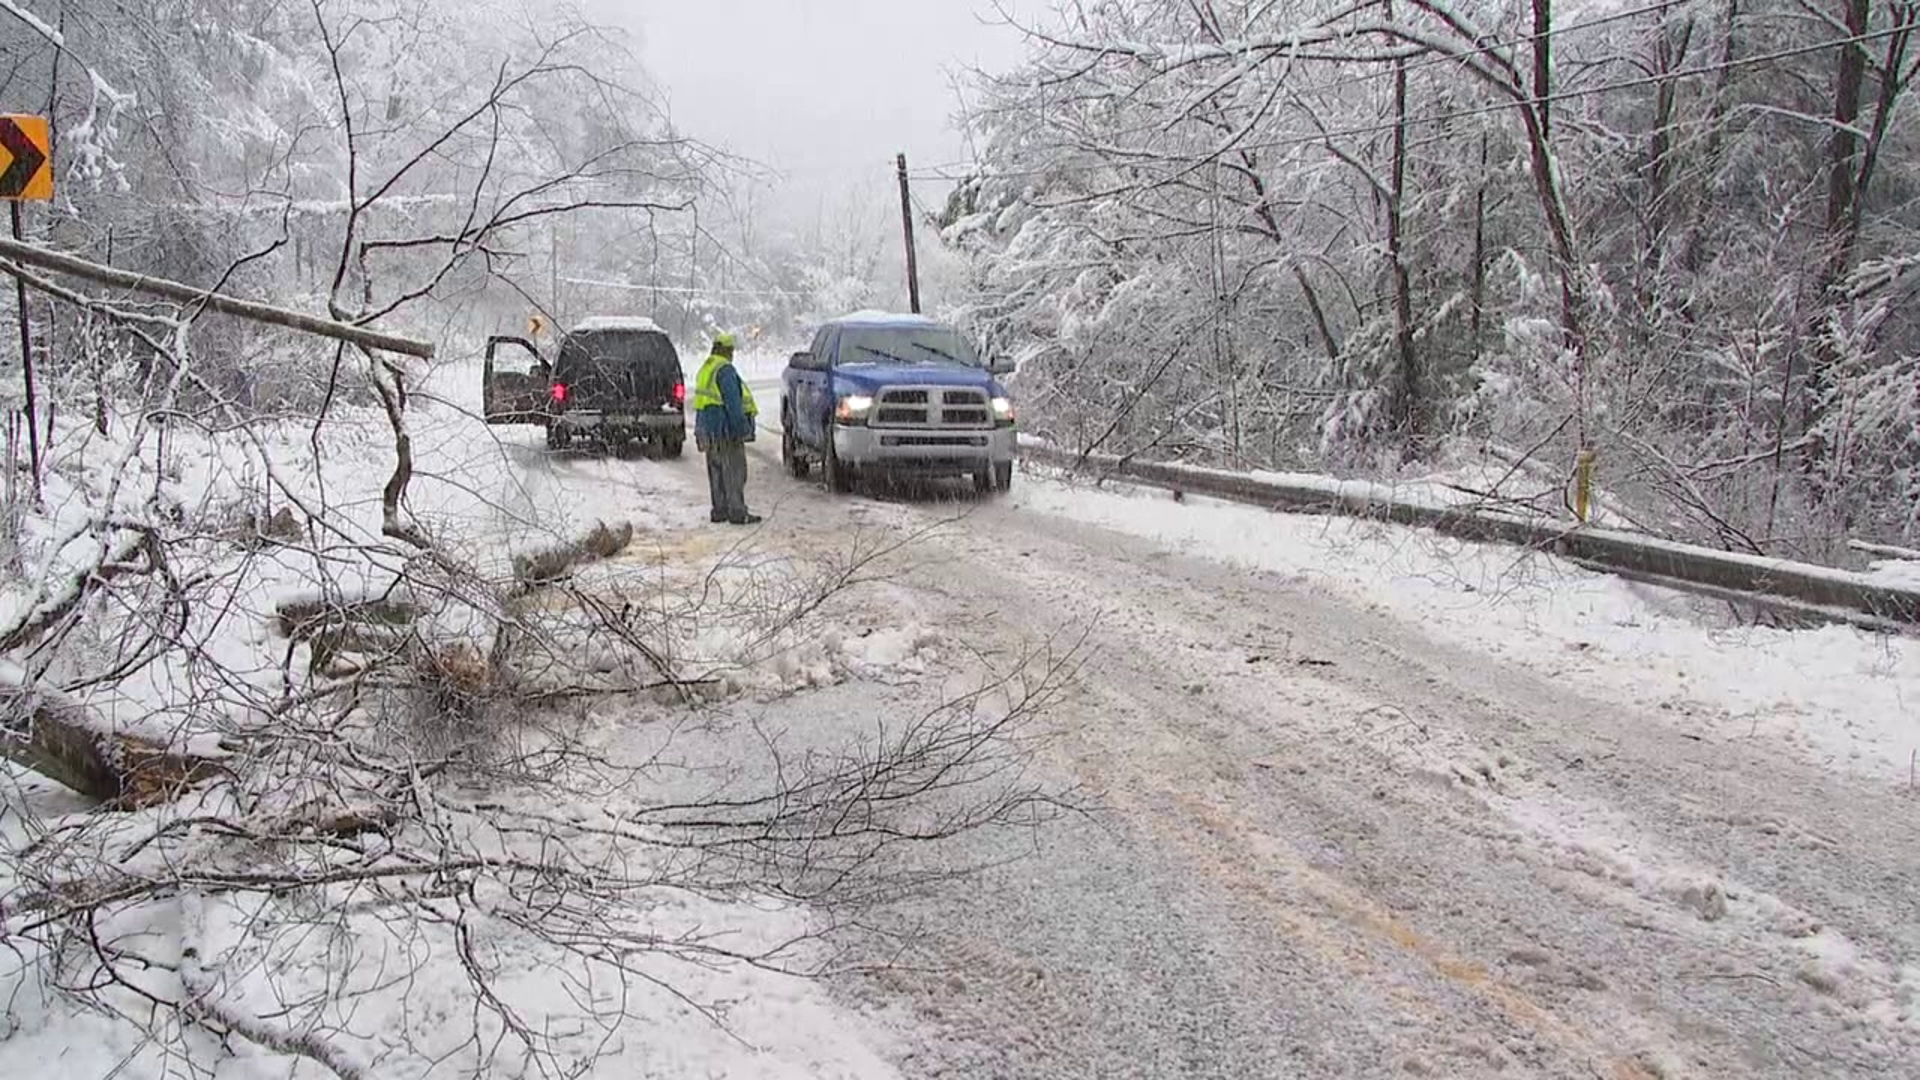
left=704, top=438, right=748, bottom=520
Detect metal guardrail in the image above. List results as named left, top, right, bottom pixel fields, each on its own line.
left=1022, top=444, right=1920, bottom=631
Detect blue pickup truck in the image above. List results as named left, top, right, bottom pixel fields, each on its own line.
left=781, top=312, right=1016, bottom=494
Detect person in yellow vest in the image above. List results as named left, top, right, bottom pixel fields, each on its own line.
left=691, top=331, right=761, bottom=524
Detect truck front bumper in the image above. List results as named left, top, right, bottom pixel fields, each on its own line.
left=833, top=425, right=1015, bottom=473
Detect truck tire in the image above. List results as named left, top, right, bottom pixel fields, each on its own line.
left=546, top=425, right=571, bottom=452
left=663, top=432, right=685, bottom=459
left=975, top=462, right=1014, bottom=494
left=782, top=413, right=809, bottom=478
left=825, top=440, right=854, bottom=494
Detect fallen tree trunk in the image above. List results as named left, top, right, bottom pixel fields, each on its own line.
left=1022, top=444, right=1920, bottom=630
left=510, top=520, right=636, bottom=592
left=0, top=235, right=435, bottom=359
left=1, top=681, right=228, bottom=808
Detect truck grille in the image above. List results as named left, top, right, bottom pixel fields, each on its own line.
left=880, top=435, right=989, bottom=447
left=873, top=387, right=991, bottom=429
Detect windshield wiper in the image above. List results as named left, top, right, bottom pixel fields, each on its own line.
left=854, top=344, right=918, bottom=366
left=908, top=340, right=959, bottom=363
left=907, top=340, right=986, bottom=367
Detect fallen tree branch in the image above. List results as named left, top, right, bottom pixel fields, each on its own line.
left=179, top=892, right=369, bottom=1080
left=0, top=527, right=156, bottom=653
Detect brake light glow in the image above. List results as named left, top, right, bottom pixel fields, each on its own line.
left=672, top=381, right=687, bottom=405
left=550, top=382, right=568, bottom=404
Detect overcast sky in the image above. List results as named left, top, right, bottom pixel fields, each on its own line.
left=597, top=0, right=1030, bottom=227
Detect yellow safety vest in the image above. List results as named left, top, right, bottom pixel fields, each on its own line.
left=691, top=353, right=758, bottom=417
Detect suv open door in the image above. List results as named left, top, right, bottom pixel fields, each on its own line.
left=483, top=336, right=550, bottom=424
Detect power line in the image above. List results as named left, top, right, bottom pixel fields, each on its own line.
left=561, top=276, right=813, bottom=299
left=908, top=16, right=1917, bottom=184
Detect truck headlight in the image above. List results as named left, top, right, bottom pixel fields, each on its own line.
left=991, top=396, right=1015, bottom=423
left=835, top=394, right=875, bottom=423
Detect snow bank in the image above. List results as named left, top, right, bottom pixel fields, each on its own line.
left=1866, top=557, right=1920, bottom=590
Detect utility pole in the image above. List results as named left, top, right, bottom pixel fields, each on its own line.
left=895, top=152, right=922, bottom=314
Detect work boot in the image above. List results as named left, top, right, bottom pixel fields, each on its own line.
left=728, top=513, right=764, bottom=526
left=710, top=510, right=727, bottom=523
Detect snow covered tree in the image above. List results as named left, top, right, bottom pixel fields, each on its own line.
left=948, top=0, right=1920, bottom=556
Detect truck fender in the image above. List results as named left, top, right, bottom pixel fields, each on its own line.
left=811, top=372, right=834, bottom=450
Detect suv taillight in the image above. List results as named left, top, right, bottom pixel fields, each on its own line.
left=550, top=382, right=568, bottom=404
left=672, top=381, right=686, bottom=405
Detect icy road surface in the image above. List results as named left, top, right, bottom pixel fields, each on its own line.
left=455, top=360, right=1918, bottom=1080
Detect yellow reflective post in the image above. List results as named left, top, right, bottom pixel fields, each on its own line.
left=1573, top=448, right=1598, bottom=523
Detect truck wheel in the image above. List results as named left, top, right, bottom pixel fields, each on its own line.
left=994, top=461, right=1014, bottom=492
left=825, top=441, right=854, bottom=494
left=664, top=433, right=685, bottom=459
left=545, top=425, right=570, bottom=452
left=782, top=416, right=809, bottom=478
left=973, top=467, right=994, bottom=494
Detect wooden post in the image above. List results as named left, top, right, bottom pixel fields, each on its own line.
left=896, top=153, right=922, bottom=314
left=10, top=203, right=40, bottom=498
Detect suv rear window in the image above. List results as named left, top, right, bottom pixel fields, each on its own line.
left=552, top=329, right=681, bottom=408
left=553, top=330, right=679, bottom=381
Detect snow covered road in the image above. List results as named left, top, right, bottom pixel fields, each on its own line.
left=452, top=366, right=1919, bottom=1079
left=840, top=496, right=1920, bottom=1079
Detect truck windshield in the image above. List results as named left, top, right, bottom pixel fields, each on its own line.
left=842, top=326, right=984, bottom=368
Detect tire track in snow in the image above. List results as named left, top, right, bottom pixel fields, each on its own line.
left=967, top=566, right=1673, bottom=1079
left=906, top=499, right=1912, bottom=1068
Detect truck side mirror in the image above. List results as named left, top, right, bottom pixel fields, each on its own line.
left=988, top=356, right=1015, bottom=375
left=789, top=350, right=821, bottom=370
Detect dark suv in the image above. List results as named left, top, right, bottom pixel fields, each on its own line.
left=484, top=317, right=687, bottom=457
